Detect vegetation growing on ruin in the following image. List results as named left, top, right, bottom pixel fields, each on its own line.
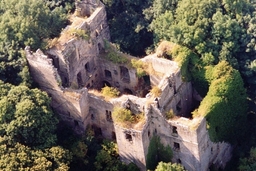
left=66, top=28, right=90, bottom=40
left=150, top=86, right=162, bottom=97
left=155, top=162, right=187, bottom=171
left=1, top=0, right=256, bottom=170
left=195, top=61, right=247, bottom=143
left=101, top=86, right=120, bottom=99
left=112, top=107, right=145, bottom=128
left=102, top=40, right=129, bottom=64
left=165, top=109, right=175, bottom=120
left=131, top=59, right=147, bottom=78
left=146, top=136, right=173, bottom=170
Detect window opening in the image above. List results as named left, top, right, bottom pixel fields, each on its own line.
left=172, top=126, right=178, bottom=134
left=77, top=72, right=83, bottom=87
left=104, top=70, right=112, bottom=80
left=85, top=62, right=90, bottom=72
left=174, top=142, right=180, bottom=151
left=106, top=110, right=112, bottom=122
left=120, top=66, right=130, bottom=83
left=176, top=100, right=181, bottom=112
left=91, top=114, right=94, bottom=120
left=177, top=159, right=181, bottom=163
left=114, top=70, right=118, bottom=75
left=125, top=133, right=132, bottom=142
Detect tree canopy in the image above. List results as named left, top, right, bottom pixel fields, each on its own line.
left=0, top=140, right=72, bottom=171
left=102, top=0, right=153, bottom=56
left=146, top=136, right=173, bottom=170
left=0, top=0, right=71, bottom=85
left=0, top=82, right=58, bottom=148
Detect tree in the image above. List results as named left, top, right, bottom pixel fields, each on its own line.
left=239, top=147, right=256, bottom=171
left=102, top=0, right=153, bottom=56
left=149, top=0, right=256, bottom=70
left=0, top=0, right=72, bottom=85
left=197, top=61, right=247, bottom=143
left=155, top=162, right=187, bottom=171
left=0, top=82, right=58, bottom=148
left=0, top=137, right=72, bottom=171
left=94, top=140, right=140, bottom=171
left=146, top=136, right=173, bottom=170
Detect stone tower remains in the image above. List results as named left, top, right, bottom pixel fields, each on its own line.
left=25, top=0, right=232, bottom=170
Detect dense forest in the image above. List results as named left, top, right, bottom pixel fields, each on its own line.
left=1, top=0, right=256, bottom=170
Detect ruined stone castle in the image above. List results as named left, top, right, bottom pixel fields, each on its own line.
left=25, top=0, right=232, bottom=170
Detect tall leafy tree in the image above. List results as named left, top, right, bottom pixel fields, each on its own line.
left=102, top=0, right=153, bottom=56
left=0, top=0, right=72, bottom=85
left=146, top=136, right=173, bottom=170
left=239, top=147, right=256, bottom=171
left=149, top=0, right=256, bottom=70
left=0, top=138, right=72, bottom=171
left=0, top=82, right=58, bottom=148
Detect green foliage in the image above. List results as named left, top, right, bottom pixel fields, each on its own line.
left=131, top=59, right=147, bottom=78
left=0, top=137, right=72, bottom=171
left=102, top=0, right=153, bottom=56
left=101, top=86, right=120, bottom=98
left=149, top=0, right=256, bottom=81
left=146, top=136, right=173, bottom=170
left=94, top=140, right=140, bottom=171
left=112, top=107, right=145, bottom=128
left=239, top=147, right=256, bottom=171
left=66, top=28, right=89, bottom=40
left=155, top=162, right=187, bottom=171
left=197, top=61, right=247, bottom=143
left=103, top=41, right=129, bottom=64
left=0, top=82, right=58, bottom=148
left=112, top=107, right=134, bottom=123
left=0, top=0, right=72, bottom=85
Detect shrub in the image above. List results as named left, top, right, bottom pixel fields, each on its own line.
left=112, top=107, right=145, bottom=128
left=150, top=86, right=162, bottom=97
left=131, top=59, right=147, bottom=78
left=103, top=40, right=128, bottom=64
left=112, top=107, right=134, bottom=123
left=106, top=51, right=128, bottom=64
left=166, top=109, right=175, bottom=120
left=101, top=86, right=120, bottom=98
left=67, top=28, right=89, bottom=40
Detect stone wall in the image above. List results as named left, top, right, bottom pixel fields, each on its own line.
left=25, top=1, right=232, bottom=171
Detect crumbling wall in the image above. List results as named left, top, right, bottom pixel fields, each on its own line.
left=75, top=0, right=100, bottom=18
left=88, top=93, right=115, bottom=139
left=25, top=47, right=90, bottom=133
left=115, top=126, right=146, bottom=170
left=96, top=58, right=139, bottom=94
left=144, top=106, right=232, bottom=171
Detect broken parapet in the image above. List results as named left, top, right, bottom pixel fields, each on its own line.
left=25, top=47, right=90, bottom=133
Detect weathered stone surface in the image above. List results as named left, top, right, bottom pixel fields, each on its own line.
left=25, top=1, right=232, bottom=171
